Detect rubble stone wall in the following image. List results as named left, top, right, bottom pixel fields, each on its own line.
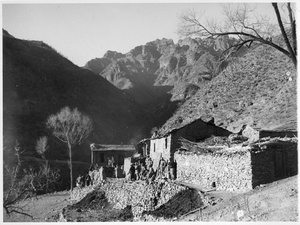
left=174, top=149, right=253, bottom=192
left=71, top=180, right=197, bottom=218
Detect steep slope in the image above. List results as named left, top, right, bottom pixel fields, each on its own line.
left=83, top=37, right=239, bottom=128
left=158, top=43, right=297, bottom=135
left=3, top=30, right=152, bottom=161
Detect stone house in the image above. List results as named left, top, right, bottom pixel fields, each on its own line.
left=145, top=118, right=231, bottom=170
left=174, top=138, right=298, bottom=192
left=90, top=143, right=136, bottom=167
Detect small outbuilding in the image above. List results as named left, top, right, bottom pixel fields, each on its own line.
left=146, top=118, right=231, bottom=170
left=90, top=143, right=136, bottom=167
left=175, top=137, right=298, bottom=192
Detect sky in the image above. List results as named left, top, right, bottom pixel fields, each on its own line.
left=2, top=1, right=282, bottom=66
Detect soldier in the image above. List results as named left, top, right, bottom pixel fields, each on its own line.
left=76, top=175, right=84, bottom=188
left=147, top=165, right=156, bottom=184
left=168, top=159, right=175, bottom=180
left=145, top=155, right=153, bottom=169
left=127, top=163, right=135, bottom=181
left=111, top=156, right=115, bottom=167
left=85, top=173, right=91, bottom=186
left=139, top=163, right=147, bottom=180
left=134, top=162, right=140, bottom=180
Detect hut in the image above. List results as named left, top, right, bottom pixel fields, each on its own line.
left=90, top=143, right=136, bottom=167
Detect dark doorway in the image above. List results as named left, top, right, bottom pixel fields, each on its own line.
left=274, top=150, right=287, bottom=178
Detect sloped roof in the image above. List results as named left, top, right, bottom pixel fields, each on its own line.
left=90, top=143, right=136, bottom=151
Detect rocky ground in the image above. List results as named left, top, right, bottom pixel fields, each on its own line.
left=3, top=175, right=298, bottom=222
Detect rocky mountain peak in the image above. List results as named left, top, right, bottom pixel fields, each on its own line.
left=103, top=50, right=125, bottom=60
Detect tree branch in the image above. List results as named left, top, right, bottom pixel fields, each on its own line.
left=272, top=3, right=297, bottom=66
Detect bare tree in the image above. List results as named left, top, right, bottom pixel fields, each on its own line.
left=178, top=3, right=296, bottom=67
left=35, top=136, right=48, bottom=160
left=35, top=136, right=49, bottom=192
left=3, top=141, right=34, bottom=219
left=3, top=140, right=61, bottom=219
left=46, top=107, right=93, bottom=191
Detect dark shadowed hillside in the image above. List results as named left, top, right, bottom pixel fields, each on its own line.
left=158, top=42, right=297, bottom=135
left=2, top=30, right=154, bottom=182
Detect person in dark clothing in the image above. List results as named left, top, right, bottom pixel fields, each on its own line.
left=76, top=175, right=84, bottom=188
left=128, top=163, right=135, bottom=181
left=85, top=173, right=91, bottom=186
left=134, top=163, right=140, bottom=180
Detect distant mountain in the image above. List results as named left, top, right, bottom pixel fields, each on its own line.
left=3, top=30, right=153, bottom=161
left=83, top=37, right=239, bottom=127
left=84, top=37, right=238, bottom=102
left=158, top=42, right=297, bottom=135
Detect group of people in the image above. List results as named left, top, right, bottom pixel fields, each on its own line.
left=127, top=156, right=155, bottom=182
left=127, top=155, right=177, bottom=183
left=76, top=160, right=125, bottom=189
left=76, top=155, right=177, bottom=188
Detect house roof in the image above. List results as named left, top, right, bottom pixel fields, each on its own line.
left=90, top=143, right=136, bottom=151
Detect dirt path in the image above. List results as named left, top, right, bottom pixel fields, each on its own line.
left=179, top=175, right=298, bottom=221
left=3, top=191, right=73, bottom=222
left=3, top=176, right=298, bottom=222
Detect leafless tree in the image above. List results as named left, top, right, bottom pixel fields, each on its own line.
left=46, top=107, right=93, bottom=191
left=3, top=140, right=61, bottom=219
left=178, top=3, right=296, bottom=67
left=3, top=141, right=34, bottom=219
left=35, top=136, right=48, bottom=160
left=35, top=136, right=50, bottom=192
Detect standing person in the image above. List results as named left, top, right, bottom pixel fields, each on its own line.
left=134, top=162, right=140, bottom=180
left=139, top=163, right=147, bottom=180
left=111, top=156, right=115, bottom=167
left=147, top=165, right=156, bottom=184
left=76, top=175, right=84, bottom=189
left=85, top=173, right=91, bottom=187
left=168, top=160, right=175, bottom=180
left=128, top=163, right=135, bottom=181
left=145, top=155, right=153, bottom=170
left=114, top=164, right=119, bottom=178
left=107, top=157, right=112, bottom=167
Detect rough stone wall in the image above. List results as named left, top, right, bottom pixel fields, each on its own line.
left=174, top=148, right=253, bottom=192
left=71, top=180, right=193, bottom=218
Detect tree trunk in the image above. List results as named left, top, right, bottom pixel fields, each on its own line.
left=272, top=3, right=297, bottom=67
left=68, top=142, right=73, bottom=191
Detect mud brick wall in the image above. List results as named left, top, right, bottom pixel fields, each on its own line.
left=150, top=135, right=172, bottom=170
left=285, top=142, right=298, bottom=176
left=174, top=148, right=253, bottom=192
left=250, top=149, right=275, bottom=188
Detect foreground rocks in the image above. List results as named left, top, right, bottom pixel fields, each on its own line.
left=66, top=179, right=213, bottom=221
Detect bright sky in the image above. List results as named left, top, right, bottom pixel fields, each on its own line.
left=2, top=1, right=280, bottom=66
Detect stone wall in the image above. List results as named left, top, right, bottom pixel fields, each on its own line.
left=251, top=141, right=298, bottom=187
left=71, top=180, right=203, bottom=219
left=174, top=147, right=253, bottom=192
left=174, top=139, right=297, bottom=191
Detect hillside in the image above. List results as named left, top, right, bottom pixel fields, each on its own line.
left=84, top=37, right=239, bottom=101
left=158, top=42, right=297, bottom=135
left=2, top=30, right=153, bottom=185
left=84, top=36, right=240, bottom=126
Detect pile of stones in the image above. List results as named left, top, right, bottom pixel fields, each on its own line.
left=70, top=179, right=205, bottom=219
